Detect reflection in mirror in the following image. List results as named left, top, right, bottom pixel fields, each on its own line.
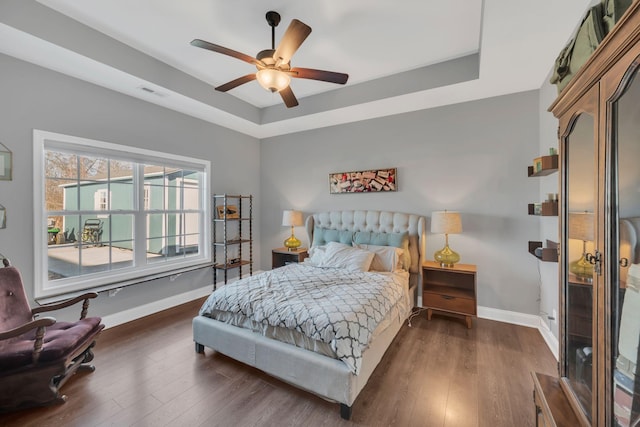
left=566, top=113, right=595, bottom=421
left=613, top=68, right=640, bottom=427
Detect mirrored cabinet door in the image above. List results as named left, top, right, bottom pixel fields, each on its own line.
left=610, top=60, right=640, bottom=427
left=563, top=111, right=597, bottom=423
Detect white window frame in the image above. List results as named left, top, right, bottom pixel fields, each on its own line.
left=33, top=130, right=211, bottom=299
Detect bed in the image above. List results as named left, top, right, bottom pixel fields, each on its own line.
left=193, top=210, right=426, bottom=419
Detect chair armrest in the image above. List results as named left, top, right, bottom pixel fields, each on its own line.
left=0, top=317, right=56, bottom=341
left=32, top=292, right=98, bottom=319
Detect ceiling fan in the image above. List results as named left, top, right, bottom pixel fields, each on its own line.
left=191, top=11, right=349, bottom=108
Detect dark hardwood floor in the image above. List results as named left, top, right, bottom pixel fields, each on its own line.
left=0, top=299, right=557, bottom=426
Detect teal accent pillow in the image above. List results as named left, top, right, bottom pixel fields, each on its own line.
left=312, top=227, right=354, bottom=246
left=353, top=231, right=410, bottom=269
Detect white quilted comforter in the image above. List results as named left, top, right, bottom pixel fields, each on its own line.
left=199, top=263, right=408, bottom=374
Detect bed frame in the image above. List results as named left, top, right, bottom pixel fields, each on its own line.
left=193, top=210, right=426, bottom=419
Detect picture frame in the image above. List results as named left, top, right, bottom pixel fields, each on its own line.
left=329, top=168, right=397, bottom=194
left=0, top=143, right=12, bottom=181
left=216, top=204, right=239, bottom=219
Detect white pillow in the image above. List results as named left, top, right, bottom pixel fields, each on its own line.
left=354, top=243, right=404, bottom=272
left=305, top=245, right=328, bottom=266
left=317, top=242, right=374, bottom=272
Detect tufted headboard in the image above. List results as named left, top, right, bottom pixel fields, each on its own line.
left=305, top=210, right=426, bottom=304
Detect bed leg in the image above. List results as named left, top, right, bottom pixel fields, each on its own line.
left=340, top=403, right=352, bottom=420
left=195, top=342, right=205, bottom=354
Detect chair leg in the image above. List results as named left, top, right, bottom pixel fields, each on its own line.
left=195, top=342, right=205, bottom=354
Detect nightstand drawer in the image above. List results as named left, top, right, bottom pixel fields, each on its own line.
left=423, top=292, right=475, bottom=315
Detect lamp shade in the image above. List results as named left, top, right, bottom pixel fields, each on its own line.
left=568, top=212, right=594, bottom=241
left=431, top=211, right=462, bottom=234
left=257, top=69, right=291, bottom=93
left=282, top=210, right=303, bottom=227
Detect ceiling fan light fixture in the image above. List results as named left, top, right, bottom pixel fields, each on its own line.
left=256, top=68, right=290, bottom=92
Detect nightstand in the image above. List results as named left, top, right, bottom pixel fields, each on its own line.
left=272, top=247, right=309, bottom=269
left=422, top=261, right=477, bottom=328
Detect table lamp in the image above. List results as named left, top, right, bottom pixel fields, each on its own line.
left=282, top=210, right=303, bottom=251
left=568, top=211, right=594, bottom=280
left=431, top=210, right=462, bottom=267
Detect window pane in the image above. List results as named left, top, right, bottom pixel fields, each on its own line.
left=78, top=155, right=108, bottom=180
left=110, top=181, right=134, bottom=210
left=185, top=213, right=200, bottom=235
left=147, top=213, right=165, bottom=239
left=46, top=178, right=77, bottom=211
left=183, top=187, right=200, bottom=210
left=110, top=160, right=133, bottom=180
left=45, top=151, right=77, bottom=179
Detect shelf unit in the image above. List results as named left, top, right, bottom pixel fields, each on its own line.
left=212, top=194, right=253, bottom=287
left=528, top=154, right=558, bottom=262
left=528, top=240, right=559, bottom=262
left=527, top=154, right=558, bottom=177
left=527, top=201, right=559, bottom=216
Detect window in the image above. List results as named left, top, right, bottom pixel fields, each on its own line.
left=34, top=130, right=211, bottom=299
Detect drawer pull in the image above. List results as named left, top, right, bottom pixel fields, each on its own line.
left=441, top=295, right=455, bottom=300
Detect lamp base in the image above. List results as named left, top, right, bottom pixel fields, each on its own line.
left=434, top=245, right=460, bottom=268
left=570, top=254, right=593, bottom=281
left=284, top=235, right=301, bottom=251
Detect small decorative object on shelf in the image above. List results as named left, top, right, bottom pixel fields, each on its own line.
left=212, top=194, right=253, bottom=288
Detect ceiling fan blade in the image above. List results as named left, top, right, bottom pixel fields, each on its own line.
left=279, top=86, right=299, bottom=108
left=191, top=39, right=261, bottom=66
left=273, top=19, right=312, bottom=65
left=289, top=68, right=349, bottom=85
left=215, top=74, right=257, bottom=92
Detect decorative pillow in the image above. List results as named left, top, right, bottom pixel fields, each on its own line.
left=352, top=231, right=410, bottom=269
left=305, top=245, right=328, bottom=266
left=312, top=227, right=354, bottom=247
left=316, top=241, right=374, bottom=272
left=353, top=243, right=404, bottom=272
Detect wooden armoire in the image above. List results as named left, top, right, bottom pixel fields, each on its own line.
left=532, top=2, right=640, bottom=426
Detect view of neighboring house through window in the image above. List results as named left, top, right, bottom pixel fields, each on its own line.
left=34, top=130, right=210, bottom=299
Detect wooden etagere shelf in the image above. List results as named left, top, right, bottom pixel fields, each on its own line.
left=212, top=194, right=253, bottom=287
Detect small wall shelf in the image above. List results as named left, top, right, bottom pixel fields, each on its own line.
left=528, top=240, right=558, bottom=262
left=528, top=201, right=559, bottom=216
left=527, top=154, right=559, bottom=177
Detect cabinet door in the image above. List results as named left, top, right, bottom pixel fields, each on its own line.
left=602, top=46, right=640, bottom=427
left=559, top=85, right=599, bottom=425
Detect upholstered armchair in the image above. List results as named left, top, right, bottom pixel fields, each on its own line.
left=0, top=260, right=104, bottom=412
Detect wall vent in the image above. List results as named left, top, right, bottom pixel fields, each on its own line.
left=137, top=86, right=167, bottom=97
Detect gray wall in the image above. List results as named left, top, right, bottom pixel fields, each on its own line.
left=0, top=53, right=261, bottom=318
left=538, top=75, right=561, bottom=338
left=260, top=91, right=542, bottom=314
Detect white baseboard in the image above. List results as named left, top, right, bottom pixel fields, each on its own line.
left=101, top=271, right=264, bottom=329
left=101, top=285, right=213, bottom=329
left=478, top=305, right=559, bottom=360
